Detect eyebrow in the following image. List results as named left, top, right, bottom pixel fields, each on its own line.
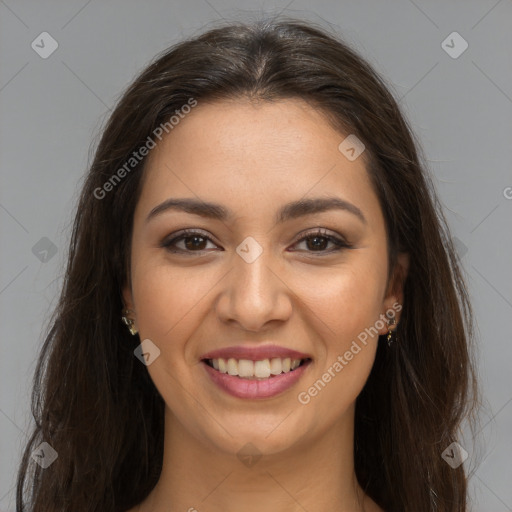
left=146, top=196, right=367, bottom=225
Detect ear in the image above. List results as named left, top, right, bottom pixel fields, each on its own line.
left=378, top=252, right=409, bottom=335
left=122, top=283, right=135, bottom=314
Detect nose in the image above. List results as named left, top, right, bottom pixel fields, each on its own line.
left=215, top=246, right=293, bottom=332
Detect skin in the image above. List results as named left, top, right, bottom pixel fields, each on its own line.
left=124, top=98, right=408, bottom=512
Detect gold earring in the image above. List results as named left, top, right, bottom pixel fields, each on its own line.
left=386, top=316, right=398, bottom=347
left=121, top=309, right=138, bottom=335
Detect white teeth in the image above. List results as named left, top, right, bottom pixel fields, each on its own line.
left=254, top=359, right=271, bottom=378
left=227, top=358, right=238, bottom=376
left=269, top=357, right=282, bottom=375
left=209, top=357, right=303, bottom=379
left=238, top=359, right=254, bottom=377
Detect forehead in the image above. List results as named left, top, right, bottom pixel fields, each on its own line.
left=137, top=98, right=382, bottom=228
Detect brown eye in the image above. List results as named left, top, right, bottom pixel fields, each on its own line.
left=161, top=228, right=350, bottom=256
left=183, top=235, right=208, bottom=251
left=305, top=235, right=329, bottom=251
left=291, top=229, right=350, bottom=254
left=162, top=230, right=219, bottom=254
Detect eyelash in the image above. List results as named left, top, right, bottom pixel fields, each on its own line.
left=161, top=228, right=351, bottom=255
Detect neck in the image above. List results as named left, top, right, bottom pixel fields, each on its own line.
left=140, top=404, right=373, bottom=512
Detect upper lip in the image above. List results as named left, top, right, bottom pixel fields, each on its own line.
left=200, top=344, right=312, bottom=361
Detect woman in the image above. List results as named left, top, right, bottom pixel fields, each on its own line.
left=16, top=17, right=478, bottom=512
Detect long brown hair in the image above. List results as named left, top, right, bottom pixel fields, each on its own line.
left=16, top=16, right=478, bottom=512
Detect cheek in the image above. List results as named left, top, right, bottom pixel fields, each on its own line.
left=129, top=260, right=216, bottom=413
left=130, top=259, right=217, bottom=358
left=132, top=262, right=219, bottom=382
left=292, top=256, right=387, bottom=343
left=290, top=255, right=386, bottom=407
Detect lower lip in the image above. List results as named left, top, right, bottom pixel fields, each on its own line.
left=202, top=360, right=311, bottom=399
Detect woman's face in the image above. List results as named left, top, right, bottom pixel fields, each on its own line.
left=124, top=98, right=407, bottom=456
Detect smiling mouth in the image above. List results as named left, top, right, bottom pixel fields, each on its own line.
left=203, top=357, right=311, bottom=380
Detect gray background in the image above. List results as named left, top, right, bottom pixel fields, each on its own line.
left=1, top=1, right=511, bottom=510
